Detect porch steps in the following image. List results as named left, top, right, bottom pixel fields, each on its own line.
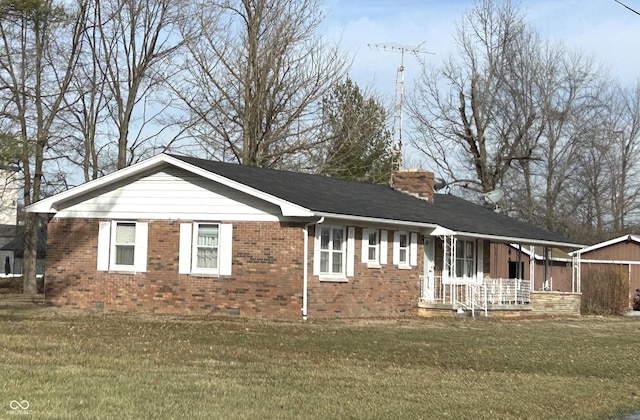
left=456, top=307, right=489, bottom=318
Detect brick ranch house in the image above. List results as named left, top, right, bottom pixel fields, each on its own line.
left=26, top=154, right=584, bottom=318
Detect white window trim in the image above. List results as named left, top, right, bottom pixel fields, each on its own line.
left=395, top=231, right=409, bottom=267
left=313, top=224, right=354, bottom=281
left=392, top=231, right=417, bottom=269
left=179, top=222, right=233, bottom=276
left=362, top=228, right=381, bottom=268
left=191, top=222, right=220, bottom=275
left=454, top=238, right=476, bottom=281
left=97, top=220, right=148, bottom=273
left=110, top=221, right=136, bottom=271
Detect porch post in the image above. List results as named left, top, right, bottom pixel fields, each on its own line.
left=529, top=245, right=535, bottom=291
left=572, top=250, right=581, bottom=293
left=476, top=239, right=484, bottom=282
left=442, top=234, right=456, bottom=305
left=571, top=252, right=575, bottom=293
left=442, top=235, right=449, bottom=282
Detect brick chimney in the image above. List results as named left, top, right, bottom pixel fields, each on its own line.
left=391, top=169, right=435, bottom=202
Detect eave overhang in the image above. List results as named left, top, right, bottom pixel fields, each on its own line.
left=25, top=154, right=314, bottom=217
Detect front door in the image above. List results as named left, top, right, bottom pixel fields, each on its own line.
left=423, top=237, right=435, bottom=300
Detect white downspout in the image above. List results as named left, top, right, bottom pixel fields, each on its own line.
left=303, top=217, right=324, bottom=319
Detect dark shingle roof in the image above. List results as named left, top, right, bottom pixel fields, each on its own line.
left=170, top=154, right=579, bottom=247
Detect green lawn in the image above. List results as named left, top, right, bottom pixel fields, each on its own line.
left=1, top=307, right=639, bottom=419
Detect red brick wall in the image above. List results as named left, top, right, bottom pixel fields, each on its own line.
left=44, top=218, right=424, bottom=319
left=306, top=227, right=422, bottom=318
left=45, top=218, right=305, bottom=317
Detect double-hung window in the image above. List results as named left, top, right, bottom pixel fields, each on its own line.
left=455, top=239, right=475, bottom=278
left=362, top=228, right=387, bottom=266
left=179, top=222, right=233, bottom=276
left=398, top=232, right=409, bottom=265
left=393, top=231, right=418, bottom=268
left=97, top=221, right=148, bottom=272
left=320, top=225, right=344, bottom=275
left=367, top=230, right=378, bottom=262
left=194, top=224, right=219, bottom=271
left=114, top=222, right=136, bottom=266
left=314, top=224, right=354, bottom=279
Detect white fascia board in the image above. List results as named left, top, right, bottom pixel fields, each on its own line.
left=430, top=226, right=454, bottom=236
left=508, top=244, right=534, bottom=258
left=509, top=244, right=572, bottom=262
left=27, top=153, right=314, bottom=217
left=579, top=258, right=640, bottom=265
left=313, top=212, right=439, bottom=230
left=444, top=231, right=584, bottom=249
left=26, top=154, right=171, bottom=213
left=569, top=234, right=640, bottom=255
left=313, top=213, right=583, bottom=248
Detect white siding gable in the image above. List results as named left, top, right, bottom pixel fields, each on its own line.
left=56, top=167, right=283, bottom=221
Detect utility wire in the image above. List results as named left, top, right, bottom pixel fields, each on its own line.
left=613, top=0, right=640, bottom=16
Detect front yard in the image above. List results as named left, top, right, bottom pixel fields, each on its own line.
left=1, top=307, right=639, bottom=418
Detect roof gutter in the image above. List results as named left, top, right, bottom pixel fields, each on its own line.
left=444, top=230, right=584, bottom=249
left=313, top=212, right=439, bottom=230
left=302, top=217, right=323, bottom=319
left=315, top=212, right=583, bottom=249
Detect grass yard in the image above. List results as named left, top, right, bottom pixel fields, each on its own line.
left=1, top=308, right=640, bottom=419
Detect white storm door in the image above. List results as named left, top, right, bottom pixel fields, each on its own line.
left=423, top=237, right=435, bottom=300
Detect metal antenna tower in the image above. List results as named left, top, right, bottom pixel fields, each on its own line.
left=368, top=42, right=433, bottom=175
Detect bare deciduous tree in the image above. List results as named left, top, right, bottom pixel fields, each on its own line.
left=409, top=0, right=541, bottom=197
left=59, top=2, right=113, bottom=182
left=0, top=0, right=87, bottom=293
left=605, top=82, right=640, bottom=233
left=407, top=0, right=640, bottom=244
left=511, top=49, right=609, bottom=232
left=92, top=0, right=189, bottom=169
left=172, top=0, right=349, bottom=169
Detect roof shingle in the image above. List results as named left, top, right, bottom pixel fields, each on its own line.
left=170, top=155, right=579, bottom=247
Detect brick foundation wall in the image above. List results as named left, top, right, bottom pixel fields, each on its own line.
left=45, top=219, right=424, bottom=319
left=529, top=291, right=581, bottom=316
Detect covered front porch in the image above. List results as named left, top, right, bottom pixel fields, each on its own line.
left=418, top=229, right=582, bottom=317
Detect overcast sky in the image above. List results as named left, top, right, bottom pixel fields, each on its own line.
left=322, top=0, right=640, bottom=98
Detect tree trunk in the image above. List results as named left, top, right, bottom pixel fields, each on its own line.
left=22, top=213, right=39, bottom=294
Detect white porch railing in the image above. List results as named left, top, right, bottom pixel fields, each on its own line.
left=484, top=277, right=531, bottom=305
left=423, top=276, right=531, bottom=313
